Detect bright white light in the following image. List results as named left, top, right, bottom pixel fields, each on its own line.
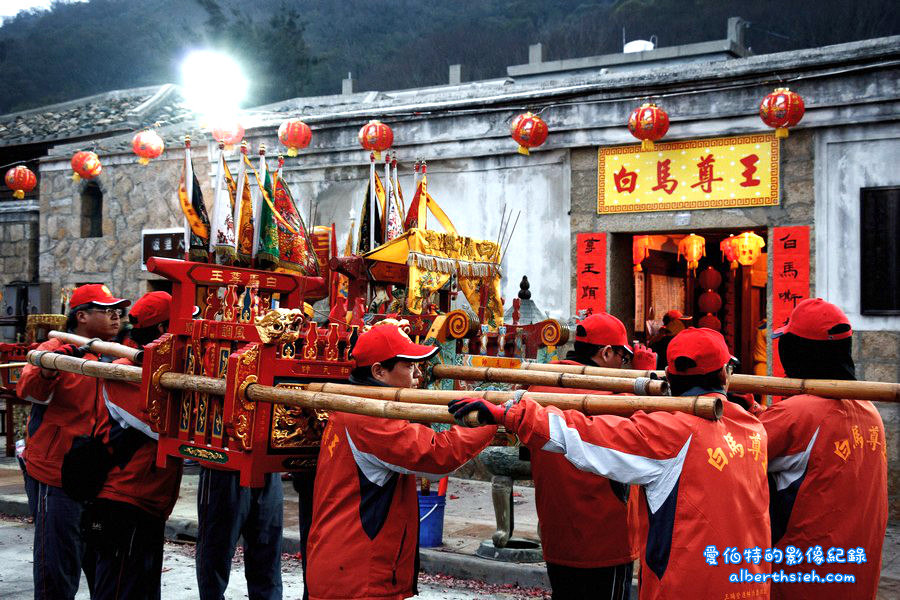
left=180, top=50, right=249, bottom=124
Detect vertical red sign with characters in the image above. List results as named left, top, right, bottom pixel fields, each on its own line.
left=772, top=226, right=810, bottom=377
left=576, top=233, right=607, bottom=318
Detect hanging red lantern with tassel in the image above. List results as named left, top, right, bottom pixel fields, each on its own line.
left=358, top=120, right=393, bottom=160
left=278, top=118, right=312, bottom=157
left=677, top=233, right=705, bottom=275
left=131, top=129, right=165, bottom=165
left=5, top=166, right=37, bottom=199
left=510, top=112, right=549, bottom=155
left=211, top=122, right=245, bottom=150
left=733, top=231, right=766, bottom=267
left=627, top=103, right=669, bottom=150
left=720, top=235, right=739, bottom=270
left=759, top=88, right=805, bottom=138
left=71, top=151, right=102, bottom=182
left=632, top=235, right=650, bottom=272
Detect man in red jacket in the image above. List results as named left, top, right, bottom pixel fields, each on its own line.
left=451, top=328, right=772, bottom=600
left=17, top=283, right=130, bottom=600
left=527, top=312, right=656, bottom=599
left=306, top=324, right=497, bottom=600
left=763, top=298, right=887, bottom=599
left=86, top=291, right=183, bottom=600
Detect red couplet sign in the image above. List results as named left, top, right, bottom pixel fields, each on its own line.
left=772, top=226, right=810, bottom=377
left=576, top=233, right=607, bottom=318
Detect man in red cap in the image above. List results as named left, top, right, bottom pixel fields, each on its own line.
left=306, top=323, right=497, bottom=600
left=83, top=290, right=183, bottom=600
left=526, top=312, right=657, bottom=599
left=17, top=283, right=130, bottom=600
left=450, top=327, right=771, bottom=600
left=762, top=298, right=886, bottom=600
left=649, top=310, right=692, bottom=370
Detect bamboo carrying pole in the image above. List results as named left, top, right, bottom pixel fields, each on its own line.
left=25, top=352, right=721, bottom=424
left=26, top=351, right=469, bottom=426
left=48, top=330, right=142, bottom=364
left=431, top=364, right=668, bottom=396
left=519, top=362, right=900, bottom=403
left=303, top=382, right=721, bottom=420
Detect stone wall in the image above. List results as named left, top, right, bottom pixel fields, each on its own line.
left=38, top=150, right=212, bottom=304
left=0, top=200, right=39, bottom=286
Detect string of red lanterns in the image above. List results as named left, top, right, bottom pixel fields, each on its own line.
left=131, top=129, right=165, bottom=165
left=510, top=112, right=549, bottom=155
left=627, top=103, right=669, bottom=150
left=278, top=118, right=312, bottom=157
left=4, top=165, right=37, bottom=199
left=358, top=120, right=393, bottom=160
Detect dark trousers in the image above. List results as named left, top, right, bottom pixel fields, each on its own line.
left=546, top=561, right=633, bottom=600
left=196, top=468, right=284, bottom=600
left=84, top=499, right=165, bottom=600
left=291, top=471, right=316, bottom=600
left=32, top=477, right=95, bottom=600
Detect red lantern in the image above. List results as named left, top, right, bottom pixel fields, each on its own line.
left=720, top=235, right=739, bottom=270
left=759, top=88, right=805, bottom=139
left=632, top=235, right=650, bottom=272
left=131, top=129, right=165, bottom=165
left=71, top=151, right=102, bottom=182
left=697, top=266, right=722, bottom=291
left=4, top=166, right=37, bottom=199
left=211, top=122, right=245, bottom=150
left=698, top=314, right=722, bottom=331
left=677, top=233, right=705, bottom=275
left=627, top=103, right=669, bottom=151
left=510, top=112, right=549, bottom=156
left=733, top=231, right=766, bottom=267
left=698, top=291, right=723, bottom=314
left=278, top=119, right=312, bottom=157
left=358, top=120, right=393, bottom=160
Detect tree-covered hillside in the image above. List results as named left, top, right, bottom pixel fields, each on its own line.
left=1, top=0, right=897, bottom=113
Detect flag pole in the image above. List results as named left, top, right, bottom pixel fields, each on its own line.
left=252, top=144, right=267, bottom=264
left=369, top=152, right=376, bottom=252
left=209, top=141, right=225, bottom=258
left=234, top=141, right=249, bottom=261
left=183, top=136, right=192, bottom=260
left=383, top=153, right=392, bottom=240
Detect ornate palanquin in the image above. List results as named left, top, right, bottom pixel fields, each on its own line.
left=143, top=257, right=354, bottom=486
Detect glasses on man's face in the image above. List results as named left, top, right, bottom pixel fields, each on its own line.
left=613, top=347, right=632, bottom=366
left=86, top=307, right=125, bottom=319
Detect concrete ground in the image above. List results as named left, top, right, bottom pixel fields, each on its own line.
left=0, top=455, right=898, bottom=598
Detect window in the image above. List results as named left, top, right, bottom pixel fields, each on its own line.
left=860, top=187, right=900, bottom=315
left=80, top=182, right=103, bottom=238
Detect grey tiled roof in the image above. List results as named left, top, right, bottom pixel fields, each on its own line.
left=0, top=84, right=194, bottom=148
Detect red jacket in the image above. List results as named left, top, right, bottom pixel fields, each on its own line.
left=504, top=395, right=771, bottom=600
left=528, top=361, right=640, bottom=568
left=98, top=359, right=182, bottom=519
left=307, top=411, right=495, bottom=600
left=761, top=395, right=887, bottom=600
left=17, top=338, right=109, bottom=488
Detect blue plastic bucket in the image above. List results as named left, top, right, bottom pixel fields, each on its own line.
left=418, top=491, right=446, bottom=548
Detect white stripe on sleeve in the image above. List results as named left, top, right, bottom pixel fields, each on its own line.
left=346, top=429, right=449, bottom=485
left=768, top=427, right=819, bottom=491
left=542, top=412, right=691, bottom=513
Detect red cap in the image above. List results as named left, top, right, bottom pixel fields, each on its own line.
left=69, top=284, right=129, bottom=309
left=129, top=291, right=171, bottom=328
left=575, top=313, right=632, bottom=353
left=773, top=298, right=852, bottom=341
left=352, top=324, right=439, bottom=367
left=666, top=327, right=734, bottom=376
